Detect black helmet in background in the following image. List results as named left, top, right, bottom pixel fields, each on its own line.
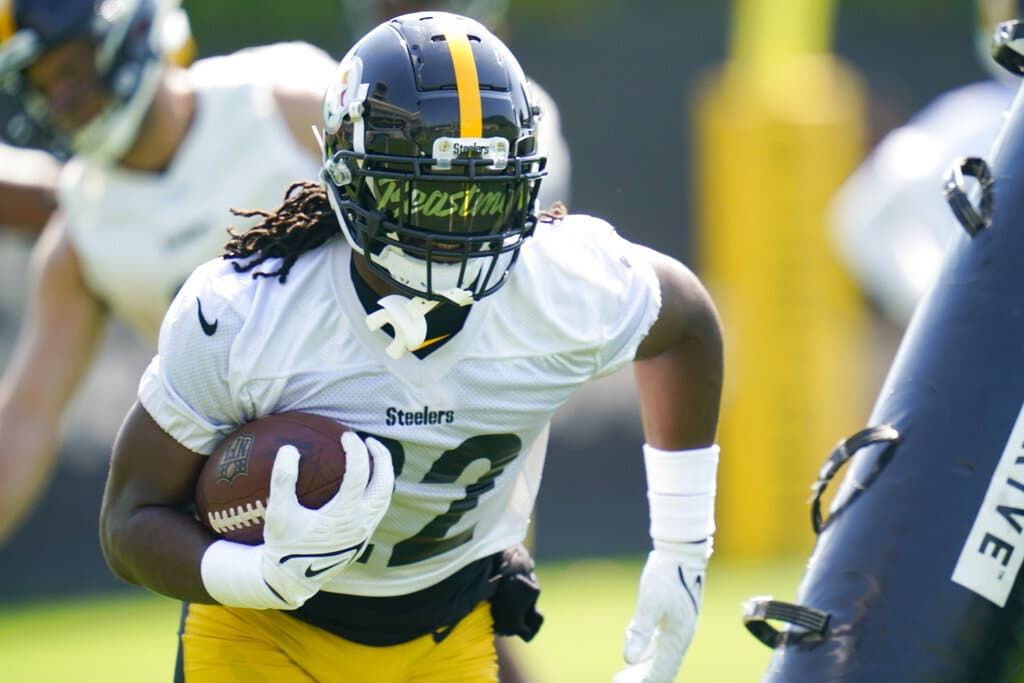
left=0, top=0, right=192, bottom=161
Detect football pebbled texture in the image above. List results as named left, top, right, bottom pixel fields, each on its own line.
left=194, top=412, right=350, bottom=545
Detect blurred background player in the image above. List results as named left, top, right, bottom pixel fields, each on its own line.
left=829, top=0, right=1022, bottom=328
left=0, top=0, right=335, bottom=542
left=0, top=144, right=58, bottom=235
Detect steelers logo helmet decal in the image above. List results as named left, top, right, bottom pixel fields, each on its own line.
left=323, top=54, right=364, bottom=135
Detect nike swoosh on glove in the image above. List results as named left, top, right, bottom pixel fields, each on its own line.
left=613, top=548, right=704, bottom=683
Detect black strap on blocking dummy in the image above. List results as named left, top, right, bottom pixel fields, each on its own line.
left=943, top=156, right=994, bottom=237
left=992, top=19, right=1024, bottom=76
left=809, top=425, right=900, bottom=534
left=742, top=596, right=832, bottom=648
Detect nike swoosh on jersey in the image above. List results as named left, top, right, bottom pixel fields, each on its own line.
left=196, top=297, right=218, bottom=336
left=412, top=333, right=451, bottom=352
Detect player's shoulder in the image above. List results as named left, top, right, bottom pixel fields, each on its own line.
left=533, top=212, right=616, bottom=238
left=525, top=213, right=628, bottom=264
left=518, top=213, right=651, bottom=297
left=160, top=256, right=254, bottom=343
left=181, top=255, right=253, bottom=304
left=860, top=79, right=1014, bottom=181
left=903, top=79, right=1015, bottom=140
left=917, top=80, right=1015, bottom=121
left=499, top=213, right=659, bottom=358
left=189, top=41, right=337, bottom=92
left=172, top=238, right=341, bottom=327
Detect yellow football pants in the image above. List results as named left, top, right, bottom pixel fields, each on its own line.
left=180, top=600, right=498, bottom=683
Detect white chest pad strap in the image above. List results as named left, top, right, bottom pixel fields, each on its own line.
left=643, top=443, right=720, bottom=559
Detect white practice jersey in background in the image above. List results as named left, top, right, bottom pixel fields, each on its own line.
left=140, top=214, right=661, bottom=596
left=829, top=78, right=1017, bottom=325
left=57, top=42, right=336, bottom=342
left=530, top=80, right=572, bottom=211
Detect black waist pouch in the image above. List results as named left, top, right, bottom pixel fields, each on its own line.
left=489, top=544, right=544, bottom=642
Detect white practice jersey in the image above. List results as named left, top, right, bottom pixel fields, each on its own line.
left=140, top=214, right=661, bottom=596
left=531, top=80, right=572, bottom=211
left=829, top=78, right=1017, bottom=325
left=56, top=42, right=336, bottom=342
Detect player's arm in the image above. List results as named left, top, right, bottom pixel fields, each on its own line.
left=0, top=216, right=107, bottom=543
left=101, top=399, right=394, bottom=607
left=101, top=276, right=394, bottom=608
left=633, top=245, right=723, bottom=448
left=616, top=246, right=723, bottom=683
left=100, top=400, right=215, bottom=600
left=271, top=48, right=339, bottom=159
left=0, top=176, right=57, bottom=236
left=0, top=145, right=60, bottom=236
left=273, top=84, right=324, bottom=157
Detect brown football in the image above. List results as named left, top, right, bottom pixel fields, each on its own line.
left=194, top=412, right=350, bottom=545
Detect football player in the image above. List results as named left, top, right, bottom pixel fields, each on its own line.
left=99, top=11, right=723, bottom=683
left=829, top=0, right=1022, bottom=327
left=0, top=0, right=336, bottom=542
left=338, top=5, right=572, bottom=682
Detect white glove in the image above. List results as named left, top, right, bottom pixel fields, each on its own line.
left=614, top=443, right=719, bottom=683
left=201, top=431, right=395, bottom=609
left=614, top=544, right=706, bottom=683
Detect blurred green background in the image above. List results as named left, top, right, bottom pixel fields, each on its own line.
left=0, top=555, right=805, bottom=682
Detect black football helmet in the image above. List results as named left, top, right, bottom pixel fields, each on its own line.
left=0, top=0, right=190, bottom=161
left=319, top=11, right=546, bottom=303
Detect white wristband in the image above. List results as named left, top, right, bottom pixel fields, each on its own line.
left=200, top=540, right=289, bottom=610
left=643, top=443, right=720, bottom=557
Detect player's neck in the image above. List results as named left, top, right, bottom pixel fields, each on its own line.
left=115, top=69, right=196, bottom=174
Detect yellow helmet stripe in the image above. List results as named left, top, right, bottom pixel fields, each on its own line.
left=0, top=0, right=15, bottom=44
left=444, top=29, right=482, bottom=138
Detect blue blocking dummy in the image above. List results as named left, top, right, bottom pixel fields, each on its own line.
left=743, top=21, right=1024, bottom=683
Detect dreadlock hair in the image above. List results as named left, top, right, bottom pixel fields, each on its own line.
left=224, top=180, right=339, bottom=283
left=538, top=201, right=568, bottom=224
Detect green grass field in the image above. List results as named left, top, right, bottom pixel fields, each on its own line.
left=0, top=554, right=805, bottom=683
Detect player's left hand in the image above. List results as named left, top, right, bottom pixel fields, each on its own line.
left=261, top=432, right=394, bottom=600
left=614, top=546, right=705, bottom=683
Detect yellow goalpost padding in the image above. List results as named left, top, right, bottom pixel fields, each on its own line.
left=694, top=0, right=873, bottom=558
